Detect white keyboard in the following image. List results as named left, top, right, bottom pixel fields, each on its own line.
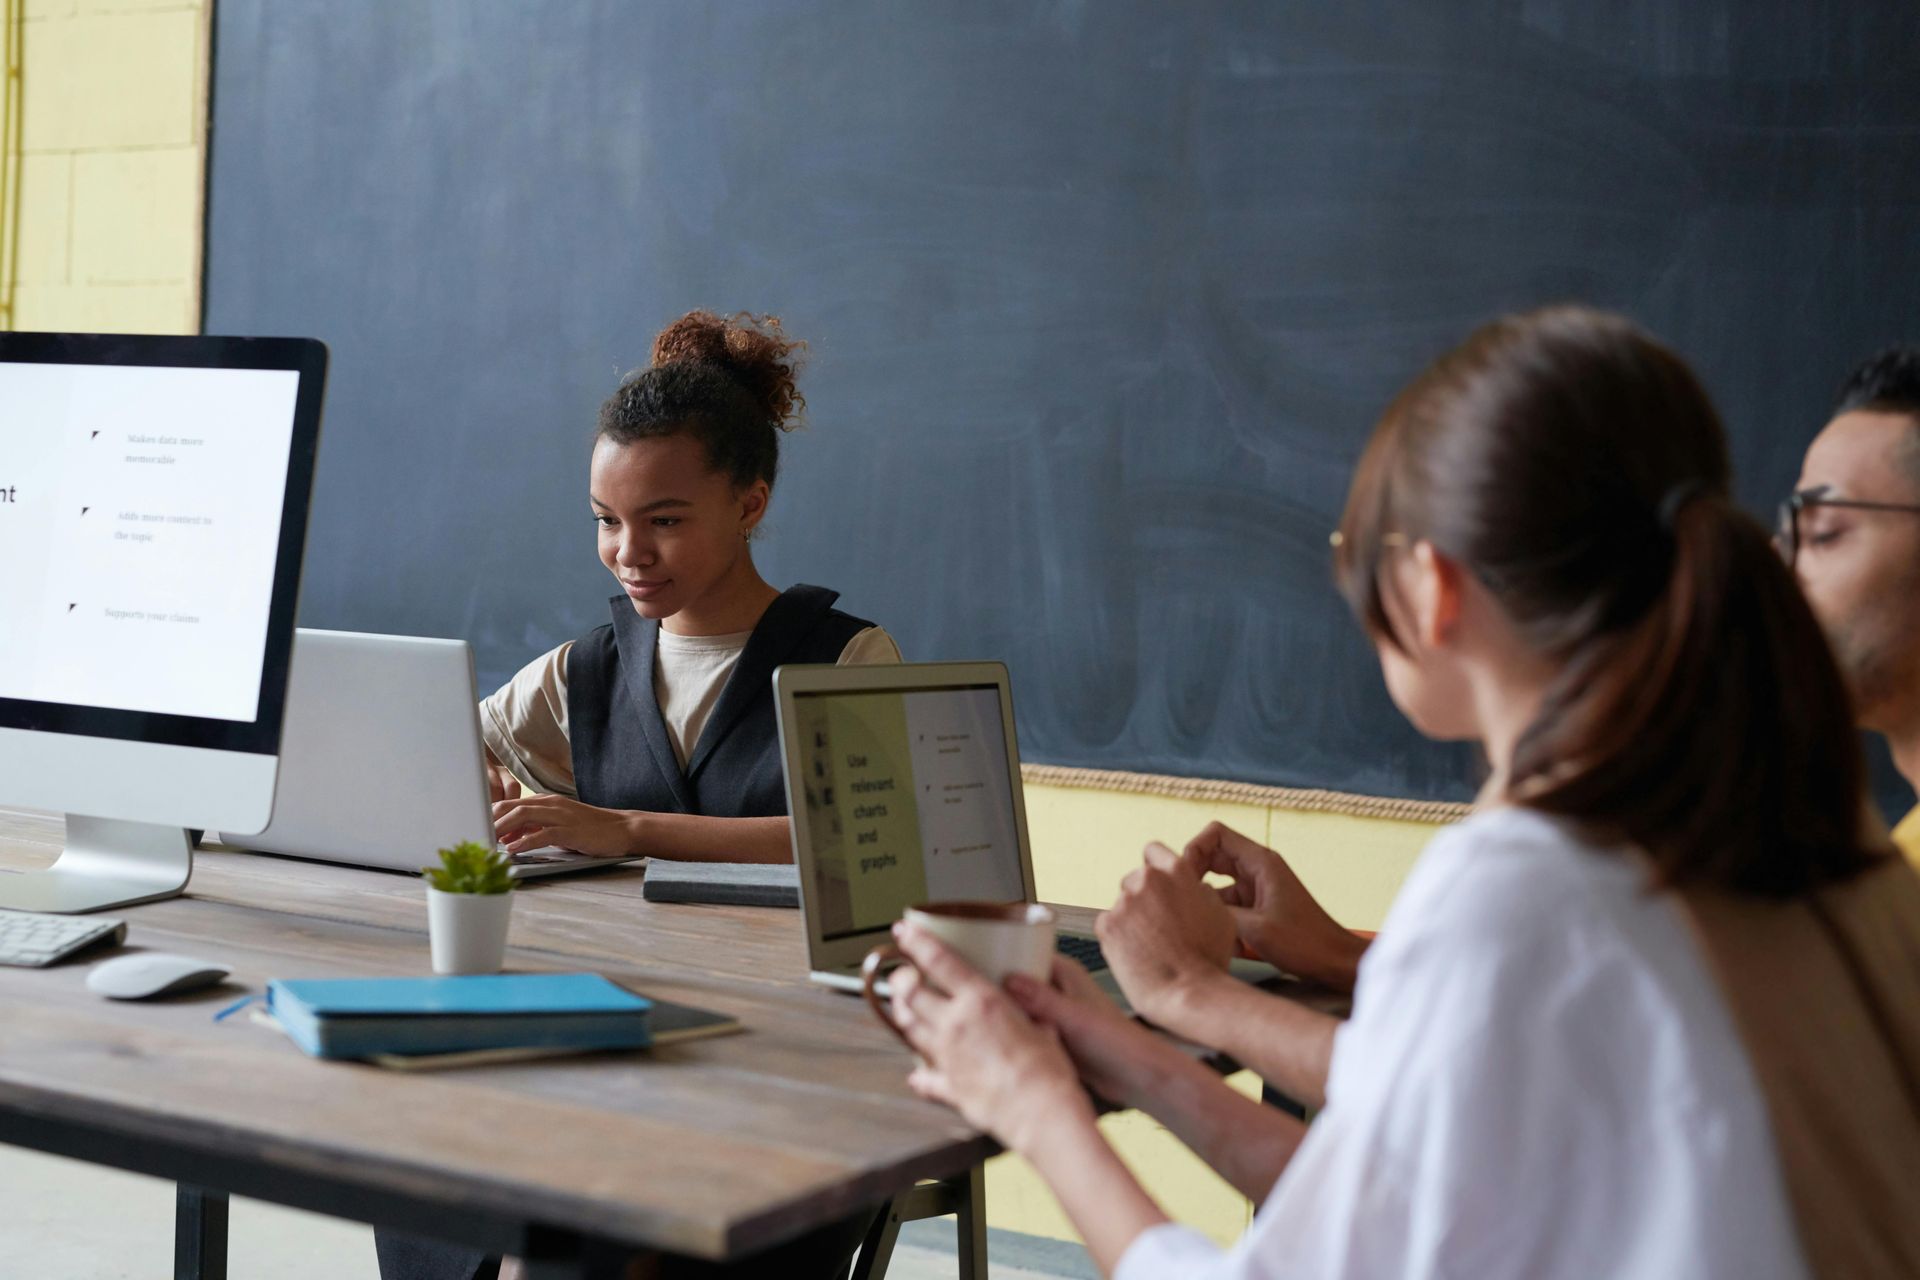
left=0, top=909, right=127, bottom=968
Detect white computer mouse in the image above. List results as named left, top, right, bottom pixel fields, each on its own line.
left=86, top=953, right=232, bottom=1001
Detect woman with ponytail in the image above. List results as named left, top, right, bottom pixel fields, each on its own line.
left=476, top=310, right=899, bottom=865
left=883, top=307, right=1920, bottom=1278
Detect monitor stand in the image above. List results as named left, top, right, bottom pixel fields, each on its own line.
left=0, top=816, right=193, bottom=914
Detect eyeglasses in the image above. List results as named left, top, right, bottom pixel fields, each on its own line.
left=1327, top=531, right=1408, bottom=550
left=1775, top=486, right=1920, bottom=567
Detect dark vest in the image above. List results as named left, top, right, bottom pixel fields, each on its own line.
left=566, top=584, right=874, bottom=818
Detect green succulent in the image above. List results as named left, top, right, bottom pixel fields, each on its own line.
left=422, top=840, right=516, bottom=895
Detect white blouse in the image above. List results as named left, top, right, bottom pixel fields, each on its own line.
left=1116, top=807, right=1809, bottom=1280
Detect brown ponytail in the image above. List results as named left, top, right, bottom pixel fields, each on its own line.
left=1336, top=306, right=1883, bottom=898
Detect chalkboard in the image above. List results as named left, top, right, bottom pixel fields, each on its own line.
left=205, top=1, right=1919, bottom=812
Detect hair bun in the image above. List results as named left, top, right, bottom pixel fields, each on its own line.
left=651, top=310, right=805, bottom=429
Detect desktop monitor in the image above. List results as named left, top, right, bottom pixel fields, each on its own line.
left=0, top=333, right=325, bottom=912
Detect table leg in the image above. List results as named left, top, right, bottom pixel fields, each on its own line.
left=955, top=1164, right=987, bottom=1280
left=173, top=1184, right=229, bottom=1280
left=850, top=1194, right=906, bottom=1280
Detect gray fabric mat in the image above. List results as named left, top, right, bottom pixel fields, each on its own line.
left=641, top=860, right=801, bottom=908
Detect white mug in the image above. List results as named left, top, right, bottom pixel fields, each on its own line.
left=862, top=901, right=1055, bottom=1045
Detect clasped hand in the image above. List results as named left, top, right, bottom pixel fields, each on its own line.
left=1098, top=824, right=1367, bottom=1024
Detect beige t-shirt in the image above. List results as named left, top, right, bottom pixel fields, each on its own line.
left=1895, top=805, right=1920, bottom=870
left=480, top=625, right=901, bottom=798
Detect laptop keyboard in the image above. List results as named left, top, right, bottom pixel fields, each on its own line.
left=1055, top=933, right=1109, bottom=973
left=503, top=847, right=582, bottom=865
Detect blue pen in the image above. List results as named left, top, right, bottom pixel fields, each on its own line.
left=212, top=994, right=256, bottom=1023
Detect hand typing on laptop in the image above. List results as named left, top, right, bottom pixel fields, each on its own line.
left=485, top=754, right=522, bottom=807
left=485, top=758, right=604, bottom=863
left=493, top=793, right=642, bottom=858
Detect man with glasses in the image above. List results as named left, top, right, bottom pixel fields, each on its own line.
left=1782, top=345, right=1920, bottom=864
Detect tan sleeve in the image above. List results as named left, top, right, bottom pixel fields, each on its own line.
left=478, top=641, right=578, bottom=798
left=836, top=626, right=903, bottom=665
left=1894, top=806, right=1920, bottom=870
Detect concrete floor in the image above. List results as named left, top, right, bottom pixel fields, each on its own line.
left=0, top=1145, right=1083, bottom=1279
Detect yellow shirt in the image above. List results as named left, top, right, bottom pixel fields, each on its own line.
left=1894, top=805, right=1920, bottom=868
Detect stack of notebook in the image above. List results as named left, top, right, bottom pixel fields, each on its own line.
left=264, top=973, right=737, bottom=1064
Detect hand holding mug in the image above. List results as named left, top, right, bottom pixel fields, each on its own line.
left=880, top=916, right=1091, bottom=1154
left=1005, top=955, right=1177, bottom=1111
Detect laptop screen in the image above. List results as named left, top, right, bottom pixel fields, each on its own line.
left=791, top=681, right=1027, bottom=941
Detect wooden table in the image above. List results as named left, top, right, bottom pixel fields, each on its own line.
left=0, top=807, right=1018, bottom=1279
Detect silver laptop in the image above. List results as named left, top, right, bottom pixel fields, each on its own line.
left=774, top=660, right=1124, bottom=991
left=232, top=629, right=639, bottom=879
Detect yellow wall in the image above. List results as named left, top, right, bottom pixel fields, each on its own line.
left=4, top=8, right=1443, bottom=1255
left=993, top=779, right=1435, bottom=1244
left=5, top=0, right=208, bottom=335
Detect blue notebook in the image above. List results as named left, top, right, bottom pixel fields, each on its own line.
left=266, top=973, right=653, bottom=1060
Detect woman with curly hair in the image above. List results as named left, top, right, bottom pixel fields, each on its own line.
left=478, top=309, right=900, bottom=865
left=376, top=312, right=896, bottom=1279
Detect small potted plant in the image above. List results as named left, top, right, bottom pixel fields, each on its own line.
left=422, top=841, right=517, bottom=975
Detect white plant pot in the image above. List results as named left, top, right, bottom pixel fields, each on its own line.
left=427, top=886, right=514, bottom=975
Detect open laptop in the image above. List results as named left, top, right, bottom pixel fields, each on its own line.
left=776, top=660, right=1277, bottom=996
left=231, top=629, right=639, bottom=880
